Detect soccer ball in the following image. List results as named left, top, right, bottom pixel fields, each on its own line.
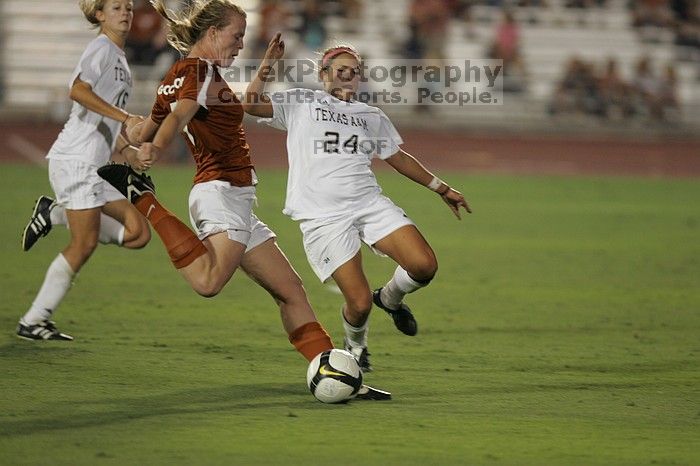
left=306, top=349, right=363, bottom=403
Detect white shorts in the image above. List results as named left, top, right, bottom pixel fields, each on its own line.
left=188, top=180, right=275, bottom=252
left=48, top=158, right=125, bottom=210
left=300, top=195, right=415, bottom=282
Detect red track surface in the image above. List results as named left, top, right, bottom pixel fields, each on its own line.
left=2, top=122, right=698, bottom=177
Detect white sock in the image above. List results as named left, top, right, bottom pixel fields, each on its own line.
left=342, top=308, right=368, bottom=348
left=49, top=204, right=67, bottom=225
left=380, top=266, right=426, bottom=310
left=98, top=214, right=125, bottom=245
left=21, top=253, right=75, bottom=325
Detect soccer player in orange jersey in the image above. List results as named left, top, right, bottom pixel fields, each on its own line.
left=98, top=0, right=389, bottom=399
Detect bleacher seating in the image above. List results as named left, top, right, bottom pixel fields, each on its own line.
left=1, top=0, right=697, bottom=133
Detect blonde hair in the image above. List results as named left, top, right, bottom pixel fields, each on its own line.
left=151, top=0, right=247, bottom=54
left=79, top=0, right=108, bottom=28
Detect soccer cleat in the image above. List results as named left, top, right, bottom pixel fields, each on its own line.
left=373, top=288, right=418, bottom=336
left=355, top=384, right=392, bottom=401
left=97, top=162, right=155, bottom=203
left=344, top=338, right=372, bottom=372
left=16, top=320, right=73, bottom=341
left=21, top=195, right=55, bottom=251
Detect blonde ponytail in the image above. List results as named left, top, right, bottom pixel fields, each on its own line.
left=150, top=0, right=246, bottom=54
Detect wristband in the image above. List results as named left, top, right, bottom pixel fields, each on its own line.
left=427, top=176, right=444, bottom=192
left=122, top=112, right=130, bottom=124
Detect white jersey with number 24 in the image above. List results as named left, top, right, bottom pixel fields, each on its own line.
left=265, top=89, right=403, bottom=221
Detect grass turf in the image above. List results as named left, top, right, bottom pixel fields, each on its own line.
left=0, top=163, right=698, bottom=465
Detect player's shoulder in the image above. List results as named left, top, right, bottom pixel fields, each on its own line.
left=83, top=34, right=121, bottom=57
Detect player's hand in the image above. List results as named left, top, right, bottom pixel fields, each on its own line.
left=263, top=33, right=285, bottom=64
left=135, top=142, right=158, bottom=172
left=440, top=187, right=471, bottom=220
left=125, top=115, right=145, bottom=144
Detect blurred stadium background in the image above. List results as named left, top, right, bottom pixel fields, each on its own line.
left=0, top=0, right=698, bottom=173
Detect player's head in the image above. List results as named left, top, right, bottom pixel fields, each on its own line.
left=80, top=0, right=134, bottom=34
left=152, top=0, right=246, bottom=66
left=319, top=45, right=361, bottom=102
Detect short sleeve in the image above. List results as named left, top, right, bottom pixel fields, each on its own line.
left=69, top=39, right=110, bottom=89
left=261, top=88, right=311, bottom=131
left=150, top=99, right=167, bottom=126
left=173, top=64, right=201, bottom=103
left=374, top=109, right=403, bottom=160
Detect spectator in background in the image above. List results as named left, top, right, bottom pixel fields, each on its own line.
left=631, top=56, right=681, bottom=121
left=548, top=57, right=603, bottom=116
left=489, top=9, right=527, bottom=92
left=250, top=0, right=291, bottom=59
left=298, top=0, right=327, bottom=53
left=632, top=0, right=674, bottom=29
left=598, top=58, right=635, bottom=118
left=338, top=0, right=363, bottom=33
left=125, top=0, right=163, bottom=65
left=657, top=63, right=681, bottom=118
left=407, top=0, right=451, bottom=59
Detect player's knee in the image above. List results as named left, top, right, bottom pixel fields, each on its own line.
left=275, top=275, right=307, bottom=305
left=123, top=219, right=151, bottom=249
left=347, top=291, right=372, bottom=316
left=406, top=255, right=438, bottom=283
left=193, top=278, right=224, bottom=298
left=126, top=226, right=151, bottom=249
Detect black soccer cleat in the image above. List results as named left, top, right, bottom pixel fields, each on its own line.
left=355, top=384, right=392, bottom=401
left=373, top=288, right=418, bottom=336
left=97, top=163, right=155, bottom=203
left=344, top=338, right=372, bottom=373
left=21, top=195, right=55, bottom=251
left=16, top=320, right=73, bottom=341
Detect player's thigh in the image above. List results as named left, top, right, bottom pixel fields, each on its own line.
left=372, top=224, right=437, bottom=273
left=300, top=216, right=360, bottom=283
left=240, top=238, right=305, bottom=303
left=65, top=207, right=101, bottom=246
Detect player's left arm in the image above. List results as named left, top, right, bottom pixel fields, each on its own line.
left=385, top=149, right=471, bottom=219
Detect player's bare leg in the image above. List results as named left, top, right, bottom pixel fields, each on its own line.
left=331, top=251, right=373, bottom=371
left=101, top=200, right=150, bottom=249
left=177, top=232, right=246, bottom=297
left=372, top=225, right=438, bottom=336
left=18, top=207, right=102, bottom=341
left=240, top=238, right=333, bottom=361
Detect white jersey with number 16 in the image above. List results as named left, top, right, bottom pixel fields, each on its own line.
left=47, top=34, right=132, bottom=166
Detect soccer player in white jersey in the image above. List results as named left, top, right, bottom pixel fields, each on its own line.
left=244, top=36, right=470, bottom=371
left=17, top=0, right=150, bottom=341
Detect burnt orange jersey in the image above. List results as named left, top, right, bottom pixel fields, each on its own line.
left=151, top=58, right=254, bottom=186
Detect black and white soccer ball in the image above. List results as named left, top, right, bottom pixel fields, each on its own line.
left=306, top=349, right=363, bottom=403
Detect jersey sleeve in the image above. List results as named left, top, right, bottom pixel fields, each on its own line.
left=262, top=88, right=310, bottom=130
left=69, top=39, right=110, bottom=89
left=374, top=109, right=403, bottom=160
left=150, top=99, right=168, bottom=126
left=173, top=64, right=201, bottom=103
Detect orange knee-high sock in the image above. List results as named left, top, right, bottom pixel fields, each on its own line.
left=288, top=321, right=334, bottom=362
left=135, top=193, right=207, bottom=269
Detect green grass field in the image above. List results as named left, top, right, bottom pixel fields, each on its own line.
left=1, top=163, right=698, bottom=465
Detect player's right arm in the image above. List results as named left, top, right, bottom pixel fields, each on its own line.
left=243, top=33, right=285, bottom=118
left=126, top=113, right=160, bottom=145
left=69, top=77, right=142, bottom=129
left=133, top=98, right=200, bottom=171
